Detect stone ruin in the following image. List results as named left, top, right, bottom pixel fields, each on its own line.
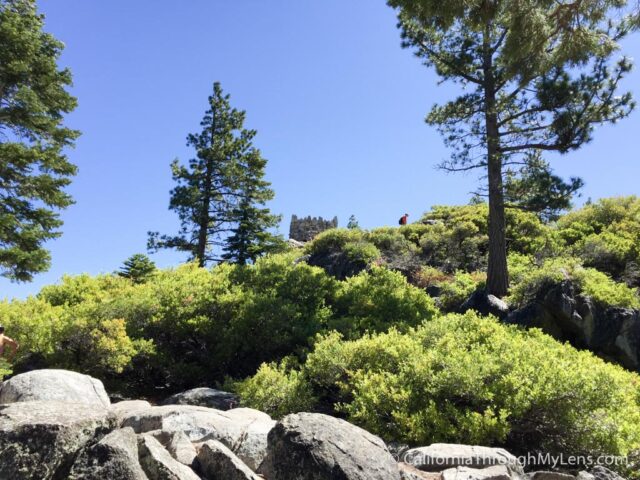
left=289, top=215, right=338, bottom=242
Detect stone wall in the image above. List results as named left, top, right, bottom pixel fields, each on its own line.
left=289, top=215, right=338, bottom=242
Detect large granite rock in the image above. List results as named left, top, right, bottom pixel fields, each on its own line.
left=138, top=434, right=200, bottom=480
left=69, top=427, right=148, bottom=480
left=149, top=430, right=197, bottom=466
left=403, top=444, right=521, bottom=473
left=122, top=405, right=274, bottom=471
left=460, top=290, right=510, bottom=319
left=162, top=388, right=238, bottom=410
left=590, top=466, right=626, bottom=480
left=442, top=465, right=514, bottom=480
left=259, top=412, right=401, bottom=480
left=196, top=440, right=262, bottom=480
left=111, top=400, right=153, bottom=425
left=0, top=401, right=116, bottom=480
left=528, top=472, right=576, bottom=480
left=506, top=281, right=640, bottom=371
left=0, top=369, right=110, bottom=407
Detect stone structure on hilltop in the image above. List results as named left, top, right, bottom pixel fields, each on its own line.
left=289, top=215, right=338, bottom=242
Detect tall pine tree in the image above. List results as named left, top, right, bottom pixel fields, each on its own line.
left=149, top=82, right=280, bottom=265
left=0, top=0, right=79, bottom=281
left=222, top=150, right=282, bottom=265
left=388, top=0, right=636, bottom=296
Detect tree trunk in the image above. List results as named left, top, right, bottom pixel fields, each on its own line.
left=196, top=115, right=217, bottom=267
left=483, top=28, right=509, bottom=297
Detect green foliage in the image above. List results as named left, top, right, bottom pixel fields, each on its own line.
left=437, top=271, right=485, bottom=312
left=306, top=229, right=365, bottom=256
left=558, top=197, right=640, bottom=285
left=508, top=257, right=640, bottom=309
left=420, top=204, right=556, bottom=272
left=118, top=254, right=156, bottom=284
left=503, top=154, right=584, bottom=222
left=0, top=0, right=80, bottom=281
left=347, top=215, right=360, bottom=230
left=149, top=82, right=280, bottom=266
left=235, top=360, right=316, bottom=418
left=388, top=0, right=635, bottom=296
left=241, top=312, right=640, bottom=460
left=332, top=267, right=437, bottom=337
left=1, top=251, right=441, bottom=394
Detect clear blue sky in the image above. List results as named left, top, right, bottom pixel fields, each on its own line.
left=2, top=1, right=639, bottom=299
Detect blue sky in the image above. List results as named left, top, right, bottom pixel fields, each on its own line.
left=2, top=1, right=639, bottom=299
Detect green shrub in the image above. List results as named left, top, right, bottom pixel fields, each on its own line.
left=508, top=257, right=640, bottom=309
left=241, top=312, right=640, bottom=460
left=235, top=359, right=316, bottom=417
left=332, top=267, right=438, bottom=337
left=306, top=229, right=365, bottom=256
left=418, top=204, right=556, bottom=273
left=437, top=271, right=486, bottom=311
left=558, top=197, right=640, bottom=284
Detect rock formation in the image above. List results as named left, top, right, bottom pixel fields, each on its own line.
left=0, top=369, right=630, bottom=480
left=289, top=215, right=338, bottom=242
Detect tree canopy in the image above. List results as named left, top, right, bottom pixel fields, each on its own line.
left=0, top=0, right=79, bottom=281
left=388, top=0, right=636, bottom=295
left=148, top=82, right=281, bottom=266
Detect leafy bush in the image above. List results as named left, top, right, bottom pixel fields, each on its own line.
left=240, top=312, right=640, bottom=461
left=508, top=257, right=640, bottom=309
left=1, top=252, right=443, bottom=395
left=331, top=267, right=438, bottom=337
left=419, top=204, right=557, bottom=273
left=234, top=359, right=316, bottom=418
left=558, top=197, right=640, bottom=284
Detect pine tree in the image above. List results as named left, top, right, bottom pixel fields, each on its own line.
left=503, top=154, right=583, bottom=223
left=347, top=215, right=360, bottom=229
left=0, top=0, right=79, bottom=281
left=118, top=254, right=156, bottom=284
left=222, top=151, right=282, bottom=265
left=149, top=82, right=280, bottom=265
left=388, top=0, right=636, bottom=296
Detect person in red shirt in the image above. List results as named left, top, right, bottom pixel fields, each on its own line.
left=399, top=213, right=409, bottom=226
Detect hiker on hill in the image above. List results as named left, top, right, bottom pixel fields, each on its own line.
left=0, top=326, right=18, bottom=361
left=399, top=213, right=409, bottom=226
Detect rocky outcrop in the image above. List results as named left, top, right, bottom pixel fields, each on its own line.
left=196, top=440, right=262, bottom=480
left=289, top=214, right=338, bottom=242
left=259, top=412, right=401, bottom=480
left=403, top=444, right=522, bottom=473
left=121, top=404, right=275, bottom=470
left=460, top=291, right=510, bottom=319
left=0, top=369, right=111, bottom=407
left=111, top=400, right=153, bottom=424
left=149, top=430, right=197, bottom=466
left=138, top=434, right=200, bottom=480
left=162, top=388, right=238, bottom=410
left=441, top=465, right=513, bottom=480
left=506, top=281, right=640, bottom=371
left=0, top=401, right=116, bottom=480
left=0, top=369, right=630, bottom=480
left=68, top=427, right=148, bottom=480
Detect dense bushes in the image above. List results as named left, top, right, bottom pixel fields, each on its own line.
left=557, top=196, right=640, bottom=286
left=508, top=255, right=640, bottom=309
left=238, top=312, right=640, bottom=460
left=0, top=252, right=436, bottom=395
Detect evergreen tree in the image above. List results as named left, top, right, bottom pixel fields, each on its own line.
left=149, top=82, right=279, bottom=265
left=222, top=150, right=283, bottom=265
left=504, top=154, right=583, bottom=223
left=347, top=215, right=360, bottom=229
left=118, top=254, right=156, bottom=284
left=0, top=0, right=79, bottom=281
left=388, top=0, right=636, bottom=296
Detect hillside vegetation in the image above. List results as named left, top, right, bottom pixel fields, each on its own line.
left=2, top=196, right=640, bottom=469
